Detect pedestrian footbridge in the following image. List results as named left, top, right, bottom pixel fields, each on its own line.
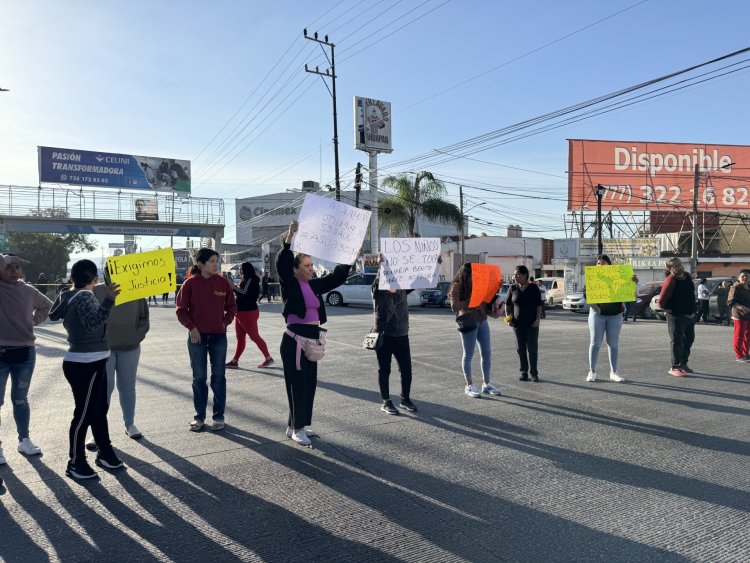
left=0, top=185, right=225, bottom=250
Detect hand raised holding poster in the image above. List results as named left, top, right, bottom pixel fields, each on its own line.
left=106, top=248, right=176, bottom=305
left=585, top=264, right=636, bottom=304
left=378, top=237, right=441, bottom=290
left=291, top=193, right=371, bottom=264
left=468, top=264, right=502, bottom=308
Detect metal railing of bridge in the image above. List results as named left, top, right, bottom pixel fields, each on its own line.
left=0, top=185, right=224, bottom=225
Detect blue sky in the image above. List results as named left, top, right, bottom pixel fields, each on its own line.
left=2, top=0, right=750, bottom=263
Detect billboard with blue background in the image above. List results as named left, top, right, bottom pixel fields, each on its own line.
left=38, top=146, right=191, bottom=192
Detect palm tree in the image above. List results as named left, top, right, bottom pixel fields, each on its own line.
left=379, top=172, right=461, bottom=237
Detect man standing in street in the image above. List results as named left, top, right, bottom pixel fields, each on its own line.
left=716, top=280, right=731, bottom=326
left=658, top=258, right=697, bottom=377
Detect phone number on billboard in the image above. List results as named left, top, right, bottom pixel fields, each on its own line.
left=600, top=184, right=750, bottom=207
left=61, top=175, right=110, bottom=184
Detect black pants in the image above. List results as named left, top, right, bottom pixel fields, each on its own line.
left=513, top=325, right=539, bottom=376
left=666, top=313, right=696, bottom=368
left=63, top=359, right=113, bottom=464
left=698, top=300, right=710, bottom=322
left=375, top=335, right=412, bottom=401
left=280, top=328, right=318, bottom=430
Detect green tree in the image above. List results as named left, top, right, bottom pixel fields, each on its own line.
left=9, top=207, right=96, bottom=289
left=379, top=172, right=461, bottom=237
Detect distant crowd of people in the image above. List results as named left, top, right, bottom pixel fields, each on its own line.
left=2, top=233, right=749, bottom=482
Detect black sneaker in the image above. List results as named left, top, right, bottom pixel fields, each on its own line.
left=519, top=373, right=529, bottom=381
left=66, top=460, right=98, bottom=480
left=531, top=374, right=540, bottom=382
left=95, top=450, right=125, bottom=470
left=380, top=400, right=399, bottom=415
left=399, top=398, right=418, bottom=412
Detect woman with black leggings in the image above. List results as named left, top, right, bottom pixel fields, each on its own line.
left=371, top=274, right=417, bottom=415
left=276, top=220, right=353, bottom=446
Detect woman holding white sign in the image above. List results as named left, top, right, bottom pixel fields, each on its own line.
left=277, top=220, right=353, bottom=446
left=585, top=255, right=634, bottom=383
left=371, top=255, right=422, bottom=416
left=449, top=264, right=503, bottom=398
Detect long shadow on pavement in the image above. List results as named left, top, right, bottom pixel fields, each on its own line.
left=543, top=379, right=750, bottom=417
left=217, top=426, right=688, bottom=562
left=7, top=458, right=157, bottom=561
left=509, top=395, right=750, bottom=458
left=133, top=438, right=401, bottom=562
left=321, top=380, right=750, bottom=514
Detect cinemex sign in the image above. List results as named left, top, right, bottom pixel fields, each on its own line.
left=568, top=139, right=750, bottom=211
left=238, top=205, right=297, bottom=221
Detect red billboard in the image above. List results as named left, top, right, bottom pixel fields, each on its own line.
left=568, top=139, right=750, bottom=211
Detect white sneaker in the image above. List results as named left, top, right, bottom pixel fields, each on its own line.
left=291, top=430, right=311, bottom=446
left=609, top=372, right=625, bottom=383
left=285, top=426, right=316, bottom=438
left=209, top=420, right=225, bottom=431
left=0, top=445, right=6, bottom=465
left=126, top=424, right=143, bottom=439
left=464, top=384, right=481, bottom=398
left=17, top=438, right=42, bottom=456
left=481, top=383, right=502, bottom=396
left=586, top=371, right=597, bottom=382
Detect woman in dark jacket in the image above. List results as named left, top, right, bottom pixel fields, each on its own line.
left=727, top=269, right=750, bottom=361
left=506, top=264, right=542, bottom=382
left=226, top=262, right=273, bottom=369
left=276, top=220, right=353, bottom=446
left=371, top=271, right=417, bottom=416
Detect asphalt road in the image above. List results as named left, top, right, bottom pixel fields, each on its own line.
left=1, top=302, right=748, bottom=562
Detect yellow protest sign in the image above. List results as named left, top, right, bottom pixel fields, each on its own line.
left=585, top=264, right=636, bottom=304
left=106, top=248, right=176, bottom=305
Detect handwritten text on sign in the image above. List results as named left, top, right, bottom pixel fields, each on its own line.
left=468, top=264, right=502, bottom=308
left=585, top=264, right=636, bottom=304
left=106, top=248, right=176, bottom=305
left=292, top=193, right=371, bottom=264
left=378, top=238, right=440, bottom=290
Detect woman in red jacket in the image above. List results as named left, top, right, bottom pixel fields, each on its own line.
left=176, top=248, right=237, bottom=432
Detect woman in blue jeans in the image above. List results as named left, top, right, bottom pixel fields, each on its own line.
left=449, top=264, right=502, bottom=398
left=586, top=254, right=634, bottom=383
left=0, top=254, right=52, bottom=464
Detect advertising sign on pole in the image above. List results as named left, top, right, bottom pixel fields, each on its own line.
left=292, top=193, right=371, bottom=264
left=354, top=97, right=392, bottom=153
left=105, top=248, right=176, bottom=305
left=568, top=139, right=750, bottom=211
left=584, top=264, right=636, bottom=304
left=378, top=238, right=441, bottom=290
left=39, top=146, right=191, bottom=192
left=134, top=198, right=159, bottom=221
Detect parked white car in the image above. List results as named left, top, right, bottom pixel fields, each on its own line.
left=562, top=292, right=589, bottom=314
left=323, top=273, right=422, bottom=307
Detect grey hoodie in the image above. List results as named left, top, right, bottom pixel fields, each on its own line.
left=93, top=285, right=149, bottom=351
left=49, top=288, right=114, bottom=354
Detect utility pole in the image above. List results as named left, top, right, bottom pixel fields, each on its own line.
left=304, top=30, right=340, bottom=201
left=353, top=162, right=362, bottom=208
left=595, top=184, right=605, bottom=256
left=459, top=185, right=465, bottom=265
left=691, top=163, right=700, bottom=276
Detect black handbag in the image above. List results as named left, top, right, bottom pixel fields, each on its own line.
left=363, top=330, right=383, bottom=351
left=0, top=346, right=31, bottom=364
left=455, top=313, right=478, bottom=333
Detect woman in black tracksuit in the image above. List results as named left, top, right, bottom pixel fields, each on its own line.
left=371, top=276, right=417, bottom=415
left=276, top=220, right=352, bottom=446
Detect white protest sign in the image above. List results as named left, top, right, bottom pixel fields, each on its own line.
left=292, top=193, right=372, bottom=264
left=378, top=237, right=441, bottom=290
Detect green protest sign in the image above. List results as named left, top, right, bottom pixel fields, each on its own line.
left=585, top=264, right=636, bottom=304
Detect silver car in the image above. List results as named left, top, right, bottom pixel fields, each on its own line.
left=562, top=292, right=590, bottom=314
